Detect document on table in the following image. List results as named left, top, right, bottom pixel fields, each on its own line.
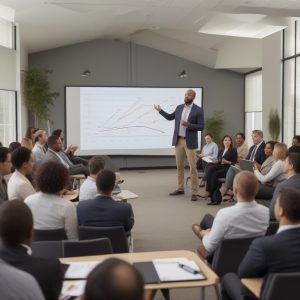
left=153, top=257, right=206, bottom=282
left=64, top=261, right=102, bottom=279
left=60, top=280, right=86, bottom=298
left=202, top=156, right=218, bottom=163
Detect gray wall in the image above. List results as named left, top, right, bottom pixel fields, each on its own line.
left=29, top=39, right=244, bottom=168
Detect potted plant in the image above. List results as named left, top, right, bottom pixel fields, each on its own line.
left=204, top=111, right=225, bottom=146
left=268, top=109, right=281, bottom=141
left=23, top=67, right=59, bottom=127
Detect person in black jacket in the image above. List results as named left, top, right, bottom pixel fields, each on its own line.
left=199, top=135, right=237, bottom=205
left=0, top=200, right=64, bottom=300
left=221, top=187, right=300, bottom=300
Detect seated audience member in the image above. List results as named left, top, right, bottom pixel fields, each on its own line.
left=269, top=153, right=300, bottom=219
left=221, top=188, right=300, bottom=300
left=77, top=169, right=134, bottom=232
left=32, top=129, right=48, bottom=167
left=200, top=135, right=237, bottom=205
left=288, top=135, right=300, bottom=153
left=7, top=147, right=35, bottom=201
left=21, top=137, right=33, bottom=150
left=79, top=258, right=144, bottom=300
left=44, top=135, right=88, bottom=176
left=25, top=161, right=78, bottom=240
left=0, top=200, right=64, bottom=300
left=254, top=143, right=288, bottom=199
left=196, top=132, right=218, bottom=170
left=79, top=156, right=105, bottom=201
left=235, top=132, right=249, bottom=162
left=0, top=259, right=44, bottom=300
left=0, top=147, right=11, bottom=204
left=52, top=129, right=88, bottom=166
left=192, top=171, right=269, bottom=258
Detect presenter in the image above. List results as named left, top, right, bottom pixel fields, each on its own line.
left=154, top=89, right=204, bottom=201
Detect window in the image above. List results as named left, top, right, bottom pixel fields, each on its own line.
left=0, top=17, right=14, bottom=49
left=0, top=90, right=17, bottom=146
left=245, top=70, right=263, bottom=146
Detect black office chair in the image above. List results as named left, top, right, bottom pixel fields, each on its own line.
left=261, top=273, right=300, bottom=300
left=79, top=226, right=129, bottom=253
left=210, top=237, right=257, bottom=278
left=32, top=238, right=113, bottom=258
left=265, top=221, right=279, bottom=235
left=33, top=228, right=68, bottom=241
left=256, top=199, right=271, bottom=208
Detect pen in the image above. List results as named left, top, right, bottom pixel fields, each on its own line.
left=178, top=263, right=200, bottom=274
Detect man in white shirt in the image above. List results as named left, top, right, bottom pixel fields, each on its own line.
left=79, top=156, right=105, bottom=201
left=32, top=129, right=48, bottom=168
left=7, top=147, right=35, bottom=201
left=192, top=171, right=269, bottom=258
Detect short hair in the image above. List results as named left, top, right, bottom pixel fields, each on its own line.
left=8, top=142, right=21, bottom=153
left=233, top=171, right=259, bottom=201
left=287, top=153, right=300, bottom=173
left=52, top=129, right=62, bottom=137
left=0, top=200, right=33, bottom=244
left=33, top=129, right=45, bottom=143
left=278, top=188, right=300, bottom=222
left=288, top=145, right=300, bottom=154
left=89, top=156, right=105, bottom=175
left=204, top=132, right=213, bottom=139
left=265, top=140, right=278, bottom=150
left=85, top=258, right=144, bottom=300
left=96, top=169, right=116, bottom=193
left=0, top=147, right=10, bottom=163
left=220, top=135, right=233, bottom=149
left=236, top=132, right=245, bottom=140
left=47, top=135, right=60, bottom=147
left=252, top=130, right=263, bottom=138
left=273, top=143, right=288, bottom=161
left=35, top=161, right=69, bottom=194
left=11, top=147, right=31, bottom=169
left=293, top=135, right=300, bottom=144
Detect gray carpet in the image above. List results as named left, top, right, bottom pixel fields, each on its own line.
left=121, top=169, right=233, bottom=300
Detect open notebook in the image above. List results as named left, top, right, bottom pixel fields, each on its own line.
left=133, top=257, right=206, bottom=283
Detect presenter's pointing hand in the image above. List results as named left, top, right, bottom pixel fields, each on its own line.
left=154, top=104, right=161, bottom=112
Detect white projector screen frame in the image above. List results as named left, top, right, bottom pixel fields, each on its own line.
left=65, top=86, right=203, bottom=156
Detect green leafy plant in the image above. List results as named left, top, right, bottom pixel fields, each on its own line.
left=204, top=111, right=225, bottom=146
left=268, top=109, right=281, bottom=141
left=23, top=67, right=59, bottom=127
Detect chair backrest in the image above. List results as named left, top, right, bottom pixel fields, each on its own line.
left=211, top=237, right=256, bottom=277
left=79, top=226, right=129, bottom=253
left=63, top=238, right=113, bottom=257
left=33, top=228, right=68, bottom=241
left=261, top=273, right=300, bottom=300
left=31, top=241, right=63, bottom=258
left=265, top=221, right=279, bottom=235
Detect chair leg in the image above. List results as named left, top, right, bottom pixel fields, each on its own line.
left=161, top=288, right=170, bottom=300
left=200, top=286, right=205, bottom=300
left=214, top=284, right=220, bottom=300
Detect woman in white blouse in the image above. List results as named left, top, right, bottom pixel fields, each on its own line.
left=254, top=143, right=288, bottom=199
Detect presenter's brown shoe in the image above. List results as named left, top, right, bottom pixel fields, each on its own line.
left=169, top=190, right=184, bottom=196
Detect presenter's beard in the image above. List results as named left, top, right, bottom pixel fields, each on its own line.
left=184, top=98, right=193, bottom=105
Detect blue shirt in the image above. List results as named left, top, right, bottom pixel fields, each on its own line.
left=202, top=142, right=218, bottom=158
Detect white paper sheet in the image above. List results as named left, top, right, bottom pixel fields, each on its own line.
left=64, top=261, right=102, bottom=279
left=60, top=280, right=86, bottom=298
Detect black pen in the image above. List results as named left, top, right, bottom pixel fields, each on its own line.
left=178, top=263, right=200, bottom=274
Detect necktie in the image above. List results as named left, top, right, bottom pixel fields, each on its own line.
left=250, top=145, right=257, bottom=161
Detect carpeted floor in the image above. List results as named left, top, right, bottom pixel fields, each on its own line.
left=121, top=169, right=233, bottom=300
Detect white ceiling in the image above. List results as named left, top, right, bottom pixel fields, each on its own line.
left=0, top=0, right=299, bottom=71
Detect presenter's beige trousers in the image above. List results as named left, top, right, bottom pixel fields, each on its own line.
left=175, top=137, right=198, bottom=195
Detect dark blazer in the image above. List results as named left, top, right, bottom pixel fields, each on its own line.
left=246, top=141, right=266, bottom=165
left=0, top=244, right=63, bottom=300
left=238, top=228, right=300, bottom=296
left=217, top=147, right=238, bottom=165
left=77, top=195, right=134, bottom=232
left=269, top=174, right=300, bottom=220
left=159, top=103, right=204, bottom=149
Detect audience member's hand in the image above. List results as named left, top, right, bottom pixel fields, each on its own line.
left=181, top=120, right=189, bottom=127
left=70, top=145, right=78, bottom=153
left=154, top=104, right=161, bottom=111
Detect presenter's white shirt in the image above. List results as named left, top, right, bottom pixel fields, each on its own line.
left=202, top=201, right=269, bottom=254
left=25, top=192, right=78, bottom=240
left=79, top=176, right=97, bottom=201
left=178, top=103, right=193, bottom=137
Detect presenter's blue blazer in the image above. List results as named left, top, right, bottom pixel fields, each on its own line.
left=159, top=103, right=204, bottom=149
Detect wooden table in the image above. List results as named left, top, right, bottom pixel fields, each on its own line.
left=241, top=278, right=263, bottom=298
left=61, top=250, right=219, bottom=290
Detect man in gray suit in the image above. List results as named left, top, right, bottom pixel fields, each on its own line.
left=154, top=89, right=204, bottom=201
left=44, top=135, right=89, bottom=176
left=269, top=153, right=300, bottom=220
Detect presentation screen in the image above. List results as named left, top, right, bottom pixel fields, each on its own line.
left=65, top=86, right=203, bottom=156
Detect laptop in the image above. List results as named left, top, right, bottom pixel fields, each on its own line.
left=239, top=159, right=255, bottom=172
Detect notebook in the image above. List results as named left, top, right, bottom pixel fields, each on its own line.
left=239, top=159, right=255, bottom=172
